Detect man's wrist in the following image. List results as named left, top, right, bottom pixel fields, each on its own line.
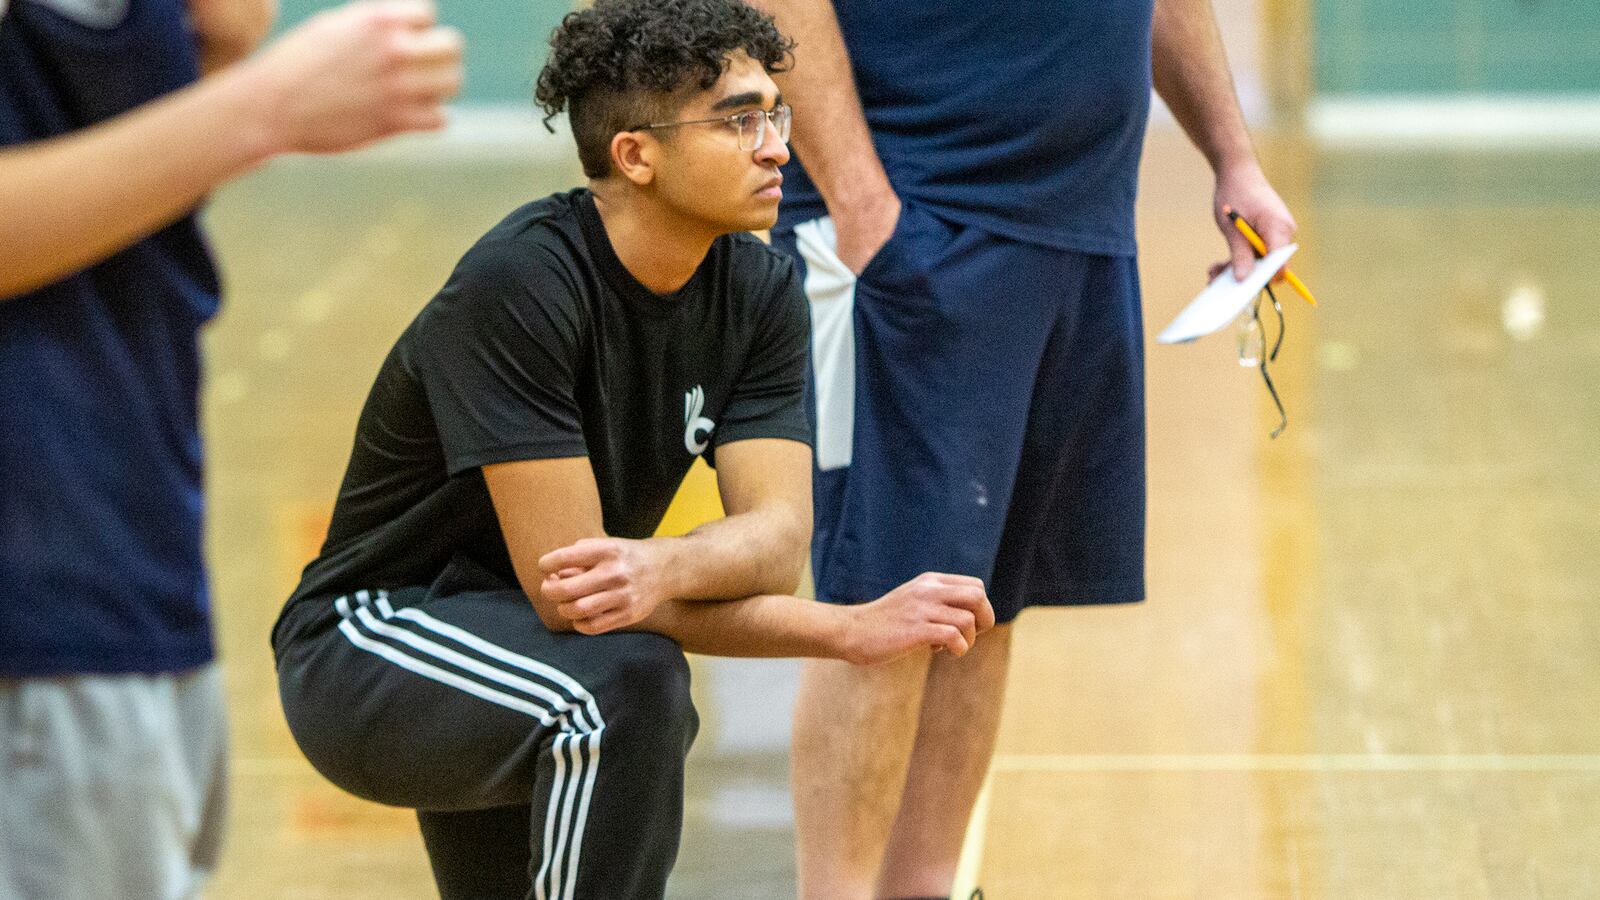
left=824, top=603, right=863, bottom=664
left=824, top=180, right=898, bottom=223
left=210, top=55, right=292, bottom=165
left=641, top=535, right=692, bottom=602
left=1210, top=143, right=1263, bottom=184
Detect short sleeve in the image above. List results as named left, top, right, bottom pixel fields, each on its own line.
left=712, top=257, right=813, bottom=449
left=412, top=240, right=590, bottom=474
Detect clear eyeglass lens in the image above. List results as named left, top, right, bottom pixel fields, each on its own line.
left=1237, top=314, right=1264, bottom=367
left=739, top=111, right=765, bottom=151
left=738, top=107, right=792, bottom=151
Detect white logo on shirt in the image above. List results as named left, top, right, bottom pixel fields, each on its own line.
left=683, top=386, right=715, bottom=456
left=23, top=0, right=130, bottom=29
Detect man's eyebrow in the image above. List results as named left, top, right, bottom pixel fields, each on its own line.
left=710, top=90, right=781, bottom=112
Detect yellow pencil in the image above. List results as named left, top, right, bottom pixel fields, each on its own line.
left=1223, top=206, right=1318, bottom=306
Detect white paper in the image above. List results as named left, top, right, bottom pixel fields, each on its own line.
left=1157, top=243, right=1298, bottom=345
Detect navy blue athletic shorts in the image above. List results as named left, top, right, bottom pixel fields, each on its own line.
left=771, top=202, right=1146, bottom=623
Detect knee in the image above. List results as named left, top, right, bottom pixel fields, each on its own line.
left=590, top=632, right=697, bottom=747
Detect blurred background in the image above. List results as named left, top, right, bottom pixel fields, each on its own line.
left=202, top=1, right=1600, bottom=896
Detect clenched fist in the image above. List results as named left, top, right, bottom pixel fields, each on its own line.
left=842, top=573, right=995, bottom=665
left=538, top=538, right=673, bottom=636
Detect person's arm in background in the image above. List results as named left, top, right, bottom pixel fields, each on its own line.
left=485, top=455, right=993, bottom=662
left=187, top=0, right=278, bottom=73
left=1152, top=0, right=1298, bottom=279
left=0, top=0, right=463, bottom=300
left=745, top=0, right=896, bottom=274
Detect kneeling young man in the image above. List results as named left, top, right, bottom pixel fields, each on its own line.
left=272, top=2, right=993, bottom=897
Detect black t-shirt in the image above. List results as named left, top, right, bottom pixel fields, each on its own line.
left=281, top=189, right=810, bottom=614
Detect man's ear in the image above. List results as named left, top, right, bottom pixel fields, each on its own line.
left=610, top=131, right=658, bottom=187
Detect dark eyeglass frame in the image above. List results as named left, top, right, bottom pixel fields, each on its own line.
left=629, top=104, right=792, bottom=152
left=1250, top=283, right=1288, bottom=438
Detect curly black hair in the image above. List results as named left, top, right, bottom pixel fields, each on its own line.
left=536, top=0, right=795, bottom=178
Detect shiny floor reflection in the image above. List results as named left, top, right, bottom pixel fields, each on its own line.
left=200, top=133, right=1600, bottom=898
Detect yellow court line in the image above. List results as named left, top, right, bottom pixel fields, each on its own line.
left=989, top=754, right=1600, bottom=773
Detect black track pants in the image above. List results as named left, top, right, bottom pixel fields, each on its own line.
left=275, top=587, right=699, bottom=900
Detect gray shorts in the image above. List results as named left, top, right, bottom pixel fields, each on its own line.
left=0, top=664, right=228, bottom=900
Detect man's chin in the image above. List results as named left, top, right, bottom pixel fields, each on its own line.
left=703, top=203, right=779, bottom=236
left=743, top=205, right=780, bottom=232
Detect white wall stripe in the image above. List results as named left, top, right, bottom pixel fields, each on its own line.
left=287, top=104, right=576, bottom=165
left=1307, top=95, right=1600, bottom=149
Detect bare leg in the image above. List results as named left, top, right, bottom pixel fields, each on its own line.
left=877, top=623, right=1013, bottom=899
left=791, top=650, right=933, bottom=900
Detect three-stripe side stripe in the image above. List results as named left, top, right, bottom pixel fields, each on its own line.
left=333, top=590, right=604, bottom=900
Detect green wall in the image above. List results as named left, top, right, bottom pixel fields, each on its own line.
left=275, top=1, right=575, bottom=105
left=278, top=2, right=1600, bottom=101
left=1315, top=0, right=1600, bottom=95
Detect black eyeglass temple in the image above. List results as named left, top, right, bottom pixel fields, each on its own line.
left=1256, top=284, right=1288, bottom=439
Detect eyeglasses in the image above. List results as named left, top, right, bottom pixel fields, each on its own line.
left=1236, top=282, right=1288, bottom=438
left=630, top=104, right=792, bottom=152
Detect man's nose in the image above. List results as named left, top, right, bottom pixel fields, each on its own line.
left=754, top=119, right=790, bottom=165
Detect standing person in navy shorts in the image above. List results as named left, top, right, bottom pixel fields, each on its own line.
left=272, top=2, right=993, bottom=898
left=753, top=0, right=1301, bottom=896
left=0, top=2, right=463, bottom=896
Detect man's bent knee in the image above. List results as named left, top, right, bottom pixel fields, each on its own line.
left=589, top=631, right=698, bottom=748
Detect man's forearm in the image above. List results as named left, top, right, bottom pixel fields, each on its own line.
left=633, top=593, right=854, bottom=660
left=747, top=0, right=893, bottom=217
left=632, top=571, right=993, bottom=664
left=1151, top=0, right=1258, bottom=175
left=0, top=67, right=278, bottom=300
left=650, top=507, right=810, bottom=602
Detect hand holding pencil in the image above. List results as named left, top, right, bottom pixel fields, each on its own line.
left=1210, top=168, right=1298, bottom=283
left=1223, top=206, right=1318, bottom=306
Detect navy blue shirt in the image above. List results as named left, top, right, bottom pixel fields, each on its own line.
left=777, top=0, right=1154, bottom=256
left=0, top=0, right=220, bottom=676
